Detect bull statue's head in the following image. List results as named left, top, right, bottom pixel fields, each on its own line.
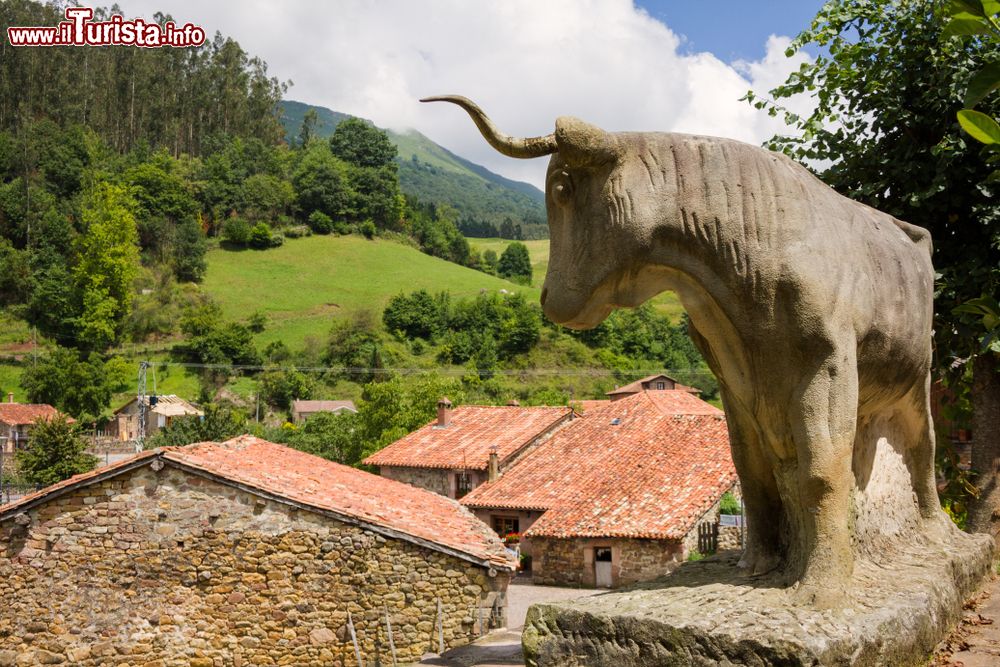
left=422, top=96, right=663, bottom=330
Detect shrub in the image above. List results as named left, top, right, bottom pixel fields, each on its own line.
left=719, top=491, right=741, bottom=515
left=359, top=219, right=376, bottom=239
left=16, top=416, right=98, bottom=486
left=308, top=210, right=334, bottom=234
left=248, top=221, right=274, bottom=249
left=498, top=241, right=532, bottom=284
left=283, top=224, right=312, bottom=238
left=222, top=217, right=251, bottom=246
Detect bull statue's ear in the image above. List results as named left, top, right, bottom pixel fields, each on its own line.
left=554, top=117, right=619, bottom=167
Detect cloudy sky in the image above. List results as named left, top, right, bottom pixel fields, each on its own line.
left=116, top=0, right=824, bottom=188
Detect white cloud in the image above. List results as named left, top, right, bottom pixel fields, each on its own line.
left=115, top=0, right=815, bottom=188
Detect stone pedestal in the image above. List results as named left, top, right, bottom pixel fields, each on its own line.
left=523, top=530, right=993, bottom=667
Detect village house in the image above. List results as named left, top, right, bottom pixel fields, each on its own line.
left=0, top=435, right=513, bottom=666
left=106, top=394, right=203, bottom=441
left=0, top=393, right=74, bottom=453
left=461, top=390, right=738, bottom=588
left=605, top=373, right=701, bottom=401
left=364, top=399, right=575, bottom=499
left=291, top=399, right=358, bottom=422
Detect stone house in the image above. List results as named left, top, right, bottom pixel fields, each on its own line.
left=292, top=399, right=358, bottom=422
left=364, top=399, right=575, bottom=501
left=0, top=435, right=514, bottom=666
left=605, top=373, right=701, bottom=401
left=107, top=394, right=203, bottom=441
left=0, top=394, right=74, bottom=453
left=461, top=390, right=737, bottom=588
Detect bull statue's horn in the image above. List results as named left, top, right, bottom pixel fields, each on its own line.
left=420, top=95, right=557, bottom=159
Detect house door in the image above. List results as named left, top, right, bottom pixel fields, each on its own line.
left=594, top=547, right=613, bottom=588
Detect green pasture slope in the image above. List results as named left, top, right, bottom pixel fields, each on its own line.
left=466, top=237, right=685, bottom=320
left=202, top=235, right=539, bottom=348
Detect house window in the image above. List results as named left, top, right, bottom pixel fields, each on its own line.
left=655, top=382, right=666, bottom=390
left=595, top=547, right=613, bottom=562
left=493, top=515, right=519, bottom=537
left=455, top=472, right=473, bottom=499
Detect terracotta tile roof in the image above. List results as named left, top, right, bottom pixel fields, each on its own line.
left=363, top=405, right=574, bottom=471
left=1, top=437, right=513, bottom=570
left=573, top=400, right=611, bottom=413
left=607, top=373, right=700, bottom=396
left=0, top=403, right=74, bottom=426
left=461, top=391, right=735, bottom=540
left=292, top=400, right=357, bottom=414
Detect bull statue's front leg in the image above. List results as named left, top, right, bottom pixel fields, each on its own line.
left=781, top=341, right=859, bottom=608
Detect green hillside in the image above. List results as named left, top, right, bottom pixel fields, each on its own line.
left=280, top=100, right=546, bottom=233
left=203, top=234, right=538, bottom=348
left=466, top=238, right=685, bottom=321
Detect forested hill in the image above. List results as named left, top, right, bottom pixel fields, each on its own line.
left=280, top=100, right=547, bottom=239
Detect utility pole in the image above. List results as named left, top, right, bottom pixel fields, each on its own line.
left=136, top=361, right=149, bottom=452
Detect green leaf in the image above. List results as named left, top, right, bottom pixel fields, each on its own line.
left=942, top=17, right=990, bottom=37
left=958, top=109, right=1000, bottom=143
left=965, top=63, right=1000, bottom=108
left=983, top=0, right=1000, bottom=15
left=950, top=0, right=986, bottom=16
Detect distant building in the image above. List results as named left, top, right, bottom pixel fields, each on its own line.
left=0, top=436, right=513, bottom=664
left=462, top=390, right=737, bottom=588
left=606, top=373, right=700, bottom=401
left=364, top=398, right=575, bottom=499
left=0, top=394, right=75, bottom=453
left=108, top=395, right=203, bottom=441
left=291, top=399, right=357, bottom=422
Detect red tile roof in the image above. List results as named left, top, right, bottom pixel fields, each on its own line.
left=292, top=400, right=357, bottom=414
left=0, top=403, right=74, bottom=426
left=1, top=436, right=514, bottom=570
left=573, top=399, right=611, bottom=413
left=363, top=405, right=574, bottom=471
left=461, top=391, right=735, bottom=540
left=607, top=374, right=700, bottom=396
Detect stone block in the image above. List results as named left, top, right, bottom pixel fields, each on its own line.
left=524, top=534, right=994, bottom=666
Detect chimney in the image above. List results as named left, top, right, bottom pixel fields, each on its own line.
left=506, top=399, right=520, bottom=406
left=436, top=396, right=453, bottom=428
left=6, top=392, right=13, bottom=404
left=488, top=446, right=500, bottom=482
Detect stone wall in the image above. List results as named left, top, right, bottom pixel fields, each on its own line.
left=0, top=462, right=509, bottom=666
left=530, top=536, right=682, bottom=588
left=380, top=465, right=467, bottom=498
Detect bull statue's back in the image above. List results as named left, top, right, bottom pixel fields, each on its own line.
left=423, top=95, right=993, bottom=665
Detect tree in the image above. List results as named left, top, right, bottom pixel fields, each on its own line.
left=298, top=108, right=319, bottom=148
left=74, top=183, right=141, bottom=350
left=329, top=118, right=397, bottom=169
left=266, top=411, right=364, bottom=466
left=497, top=241, right=532, bottom=284
left=147, top=404, right=248, bottom=448
left=16, top=415, right=98, bottom=486
left=20, top=348, right=130, bottom=422
left=942, top=0, right=1000, bottom=534
left=748, top=0, right=999, bottom=530
left=292, top=143, right=350, bottom=221
left=174, top=216, right=207, bottom=282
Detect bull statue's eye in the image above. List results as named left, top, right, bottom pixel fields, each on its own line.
left=551, top=171, right=573, bottom=207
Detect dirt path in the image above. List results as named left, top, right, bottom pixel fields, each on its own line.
left=933, top=573, right=1000, bottom=666
left=412, top=580, right=601, bottom=666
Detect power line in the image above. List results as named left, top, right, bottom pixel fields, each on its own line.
left=142, top=360, right=718, bottom=378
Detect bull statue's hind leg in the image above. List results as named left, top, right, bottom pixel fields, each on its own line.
left=904, top=373, right=953, bottom=534
left=720, top=392, right=783, bottom=576
left=784, top=344, right=859, bottom=608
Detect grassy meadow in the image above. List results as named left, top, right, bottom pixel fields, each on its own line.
left=466, top=237, right=686, bottom=321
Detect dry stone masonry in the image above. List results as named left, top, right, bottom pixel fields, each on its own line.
left=0, top=447, right=511, bottom=666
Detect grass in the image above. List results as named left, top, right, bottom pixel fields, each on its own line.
left=202, top=234, right=538, bottom=348
left=467, top=237, right=685, bottom=321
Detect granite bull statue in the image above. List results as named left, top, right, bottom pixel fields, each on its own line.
left=422, top=95, right=954, bottom=607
